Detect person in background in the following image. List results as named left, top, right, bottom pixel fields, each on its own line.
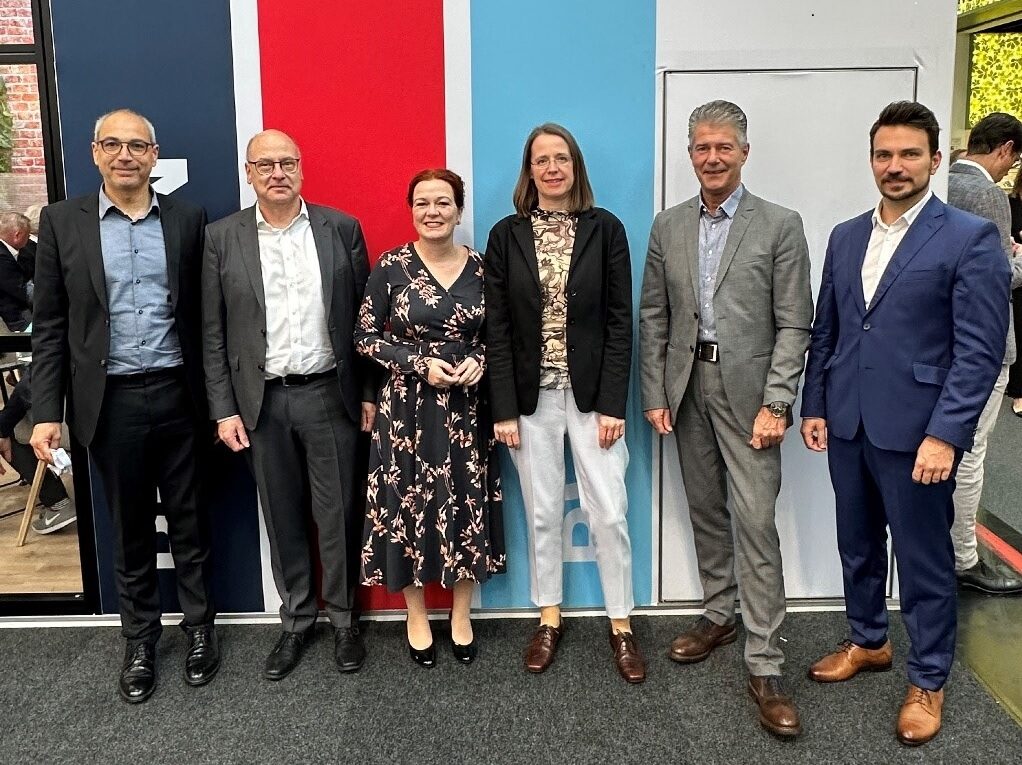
left=485, top=123, right=646, bottom=684
left=357, top=168, right=505, bottom=667
left=945, top=111, right=1022, bottom=595
left=1007, top=167, right=1022, bottom=415
left=0, top=211, right=34, bottom=331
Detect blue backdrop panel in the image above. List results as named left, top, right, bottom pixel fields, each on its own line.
left=51, top=0, right=263, bottom=614
left=471, top=0, right=657, bottom=609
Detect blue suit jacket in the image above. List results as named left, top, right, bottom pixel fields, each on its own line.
left=801, top=195, right=1010, bottom=453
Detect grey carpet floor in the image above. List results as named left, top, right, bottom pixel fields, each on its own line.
left=981, top=397, right=1022, bottom=537
left=1, top=612, right=1019, bottom=764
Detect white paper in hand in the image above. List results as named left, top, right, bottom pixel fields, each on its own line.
left=48, top=447, right=73, bottom=476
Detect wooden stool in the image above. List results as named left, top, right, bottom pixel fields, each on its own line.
left=15, top=460, right=48, bottom=547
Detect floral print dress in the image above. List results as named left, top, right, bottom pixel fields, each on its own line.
left=356, top=243, right=505, bottom=591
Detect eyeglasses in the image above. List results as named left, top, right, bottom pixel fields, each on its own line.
left=247, top=158, right=301, bottom=175
left=531, top=155, right=573, bottom=169
left=96, top=138, right=155, bottom=157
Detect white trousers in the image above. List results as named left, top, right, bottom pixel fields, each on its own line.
left=510, top=388, right=634, bottom=618
left=951, top=363, right=1009, bottom=571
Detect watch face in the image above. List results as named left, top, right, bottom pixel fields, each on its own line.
left=768, top=402, right=788, bottom=417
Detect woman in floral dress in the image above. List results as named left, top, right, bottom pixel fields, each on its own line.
left=356, top=169, right=504, bottom=666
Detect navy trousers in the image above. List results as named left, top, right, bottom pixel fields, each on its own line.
left=828, top=429, right=958, bottom=691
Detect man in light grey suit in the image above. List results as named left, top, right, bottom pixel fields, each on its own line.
left=946, top=111, right=1022, bottom=595
left=202, top=130, right=376, bottom=679
left=639, top=100, right=813, bottom=737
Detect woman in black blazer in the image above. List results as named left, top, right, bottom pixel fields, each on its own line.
left=484, top=123, right=645, bottom=683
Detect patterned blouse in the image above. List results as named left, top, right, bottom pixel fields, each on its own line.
left=532, top=208, right=576, bottom=389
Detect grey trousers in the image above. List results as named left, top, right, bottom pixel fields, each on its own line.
left=951, top=363, right=1009, bottom=571
left=672, top=359, right=786, bottom=675
left=247, top=378, right=360, bottom=632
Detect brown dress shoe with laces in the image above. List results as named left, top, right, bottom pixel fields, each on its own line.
left=609, top=629, right=646, bottom=684
left=809, top=639, right=893, bottom=682
left=748, top=675, right=801, bottom=737
left=897, top=684, right=943, bottom=746
left=524, top=622, right=564, bottom=673
left=668, top=616, right=737, bottom=663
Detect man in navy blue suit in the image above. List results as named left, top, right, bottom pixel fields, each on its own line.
left=800, top=101, right=1010, bottom=747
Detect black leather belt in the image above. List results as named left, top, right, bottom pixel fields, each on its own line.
left=267, top=369, right=335, bottom=387
left=695, top=342, right=719, bottom=363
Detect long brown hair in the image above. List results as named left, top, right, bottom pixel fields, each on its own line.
left=512, top=123, right=595, bottom=217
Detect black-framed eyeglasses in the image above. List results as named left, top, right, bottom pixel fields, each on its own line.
left=531, top=155, right=573, bottom=169
left=247, top=158, right=301, bottom=176
left=96, top=138, right=155, bottom=157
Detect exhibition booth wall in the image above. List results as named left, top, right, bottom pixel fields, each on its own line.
left=45, top=0, right=956, bottom=617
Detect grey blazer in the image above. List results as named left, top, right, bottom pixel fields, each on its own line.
left=201, top=202, right=374, bottom=429
left=639, top=189, right=813, bottom=432
left=947, top=160, right=1022, bottom=365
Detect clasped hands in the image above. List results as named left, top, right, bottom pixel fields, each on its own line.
left=424, top=356, right=483, bottom=389
left=800, top=417, right=954, bottom=484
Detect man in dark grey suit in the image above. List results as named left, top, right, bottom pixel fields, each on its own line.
left=0, top=211, right=34, bottom=331
left=202, top=129, right=375, bottom=679
left=639, top=100, right=813, bottom=737
left=946, top=111, right=1022, bottom=595
left=31, top=108, right=218, bottom=704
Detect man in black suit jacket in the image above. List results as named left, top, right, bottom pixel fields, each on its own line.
left=0, top=211, right=34, bottom=331
left=202, top=129, right=375, bottom=679
left=30, top=109, right=218, bottom=704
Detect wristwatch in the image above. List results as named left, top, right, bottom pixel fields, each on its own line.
left=766, top=401, right=790, bottom=419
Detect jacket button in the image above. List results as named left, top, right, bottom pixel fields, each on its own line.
left=689, top=345, right=695, bottom=352
left=569, top=346, right=575, bottom=352
left=260, top=329, right=266, bottom=335
left=693, top=312, right=698, bottom=319
left=100, top=360, right=106, bottom=367
left=570, top=290, right=577, bottom=297
left=568, top=318, right=575, bottom=325
left=863, top=323, right=871, bottom=331
left=258, top=363, right=264, bottom=371
left=104, top=319, right=110, bottom=326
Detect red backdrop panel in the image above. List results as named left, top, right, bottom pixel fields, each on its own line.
left=258, top=0, right=452, bottom=611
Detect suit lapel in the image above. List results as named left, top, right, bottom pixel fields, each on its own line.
left=712, top=194, right=755, bottom=295
left=237, top=208, right=265, bottom=312
left=78, top=195, right=108, bottom=312
left=847, top=214, right=872, bottom=317
left=159, top=193, right=182, bottom=309
left=309, top=205, right=335, bottom=317
left=674, top=198, right=701, bottom=305
left=567, top=209, right=596, bottom=283
left=511, top=216, right=541, bottom=289
left=865, top=196, right=944, bottom=314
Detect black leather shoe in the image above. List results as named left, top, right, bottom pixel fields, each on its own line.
left=183, top=624, right=220, bottom=686
left=406, top=617, right=436, bottom=668
left=334, top=625, right=366, bottom=673
left=264, top=628, right=314, bottom=681
left=448, top=611, right=477, bottom=664
left=957, top=559, right=1022, bottom=595
left=119, top=641, right=157, bottom=704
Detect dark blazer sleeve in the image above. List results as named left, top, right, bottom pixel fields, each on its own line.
left=30, top=206, right=69, bottom=425
left=0, top=252, right=30, bottom=308
left=800, top=228, right=839, bottom=419
left=483, top=219, right=519, bottom=423
left=201, top=223, right=240, bottom=421
left=0, top=371, right=30, bottom=437
left=595, top=213, right=632, bottom=419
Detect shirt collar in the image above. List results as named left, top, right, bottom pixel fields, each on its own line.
left=700, top=183, right=744, bottom=219
left=871, top=189, right=933, bottom=231
left=255, top=198, right=309, bottom=230
left=1, top=240, right=17, bottom=257
left=954, top=158, right=994, bottom=183
left=98, top=185, right=159, bottom=220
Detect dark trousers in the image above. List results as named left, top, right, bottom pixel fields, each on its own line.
left=828, top=429, right=959, bottom=691
left=1007, top=288, right=1022, bottom=398
left=9, top=438, right=68, bottom=507
left=89, top=369, right=215, bottom=643
left=246, top=377, right=360, bottom=632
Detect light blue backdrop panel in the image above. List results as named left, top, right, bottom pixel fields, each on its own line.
left=471, top=0, right=657, bottom=609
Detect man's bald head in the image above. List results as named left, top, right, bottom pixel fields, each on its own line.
left=246, top=129, right=300, bottom=161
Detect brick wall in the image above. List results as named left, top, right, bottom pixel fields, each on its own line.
left=0, top=63, right=48, bottom=212
left=0, top=0, right=35, bottom=45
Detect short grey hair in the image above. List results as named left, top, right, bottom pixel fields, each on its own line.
left=0, top=211, right=30, bottom=235
left=93, top=108, right=157, bottom=143
left=688, top=100, right=748, bottom=148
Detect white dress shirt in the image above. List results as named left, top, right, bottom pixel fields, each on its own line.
left=862, top=190, right=933, bottom=307
left=256, top=200, right=334, bottom=377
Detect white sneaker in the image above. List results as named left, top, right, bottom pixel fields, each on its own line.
left=31, top=498, right=77, bottom=535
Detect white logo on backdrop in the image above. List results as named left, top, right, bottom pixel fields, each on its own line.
left=151, top=158, right=188, bottom=194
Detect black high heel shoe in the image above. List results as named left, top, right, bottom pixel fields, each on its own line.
left=449, top=610, right=478, bottom=665
left=406, top=616, right=436, bottom=668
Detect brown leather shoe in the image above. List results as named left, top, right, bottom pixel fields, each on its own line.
left=668, top=616, right=737, bottom=663
left=897, top=685, right=943, bottom=746
left=524, top=622, right=564, bottom=673
left=748, top=675, right=801, bottom=737
left=609, top=629, right=646, bottom=684
left=808, top=639, right=893, bottom=682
